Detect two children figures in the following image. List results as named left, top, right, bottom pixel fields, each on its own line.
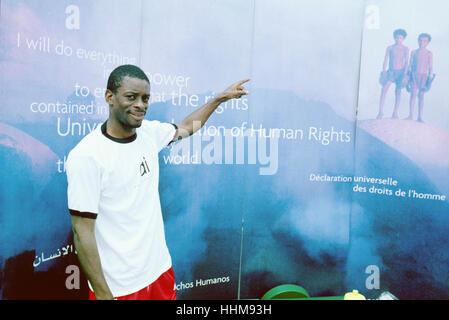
left=377, top=29, right=435, bottom=122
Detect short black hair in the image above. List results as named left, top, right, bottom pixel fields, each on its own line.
left=393, top=29, right=407, bottom=38
left=418, top=33, right=432, bottom=42
left=107, top=64, right=150, bottom=93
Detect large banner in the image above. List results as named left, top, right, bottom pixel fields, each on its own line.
left=1, top=0, right=448, bottom=300
left=352, top=0, right=449, bottom=299
left=239, top=0, right=365, bottom=299
left=1, top=0, right=142, bottom=299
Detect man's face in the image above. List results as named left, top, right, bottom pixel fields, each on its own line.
left=394, top=35, right=404, bottom=44
left=418, top=37, right=429, bottom=48
left=106, top=76, right=150, bottom=129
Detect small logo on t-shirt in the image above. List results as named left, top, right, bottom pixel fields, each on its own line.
left=140, top=157, right=150, bottom=176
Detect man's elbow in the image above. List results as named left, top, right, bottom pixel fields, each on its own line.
left=71, top=215, right=96, bottom=240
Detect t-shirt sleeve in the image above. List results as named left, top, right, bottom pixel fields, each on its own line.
left=149, top=121, right=177, bottom=152
left=66, top=153, right=101, bottom=219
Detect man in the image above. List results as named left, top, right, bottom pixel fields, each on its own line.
left=66, top=64, right=249, bottom=300
left=377, top=29, right=409, bottom=119
left=406, top=33, right=434, bottom=122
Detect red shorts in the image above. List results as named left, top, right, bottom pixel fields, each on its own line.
left=89, top=267, right=177, bottom=300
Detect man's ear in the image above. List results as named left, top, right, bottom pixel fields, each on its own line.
left=105, top=89, right=115, bottom=105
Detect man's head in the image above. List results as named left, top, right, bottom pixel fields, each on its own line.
left=107, top=64, right=150, bottom=93
left=105, top=65, right=151, bottom=131
left=418, top=33, right=431, bottom=48
left=393, top=29, right=407, bottom=44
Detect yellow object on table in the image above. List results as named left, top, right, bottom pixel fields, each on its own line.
left=344, top=290, right=366, bottom=300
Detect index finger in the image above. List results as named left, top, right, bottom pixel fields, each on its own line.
left=236, top=78, right=250, bottom=86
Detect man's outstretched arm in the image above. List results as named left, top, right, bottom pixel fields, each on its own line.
left=174, top=79, right=250, bottom=140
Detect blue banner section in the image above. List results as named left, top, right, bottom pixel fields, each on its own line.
left=0, top=0, right=448, bottom=300
left=351, top=0, right=449, bottom=299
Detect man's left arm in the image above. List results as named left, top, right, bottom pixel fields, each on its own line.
left=403, top=47, right=410, bottom=75
left=173, top=79, right=250, bottom=140
left=428, top=51, right=433, bottom=76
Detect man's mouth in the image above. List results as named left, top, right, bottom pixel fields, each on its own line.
left=129, top=111, right=145, bottom=121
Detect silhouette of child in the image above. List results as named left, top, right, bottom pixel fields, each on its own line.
left=406, top=33, right=434, bottom=122
left=377, top=29, right=409, bottom=120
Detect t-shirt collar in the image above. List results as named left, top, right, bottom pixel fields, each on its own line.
left=101, top=121, right=137, bottom=144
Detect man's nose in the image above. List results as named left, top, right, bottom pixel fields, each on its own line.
left=134, top=98, right=147, bottom=110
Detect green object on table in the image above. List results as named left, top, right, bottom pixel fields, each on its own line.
left=299, top=295, right=345, bottom=300
left=261, top=284, right=345, bottom=300
left=261, top=284, right=310, bottom=300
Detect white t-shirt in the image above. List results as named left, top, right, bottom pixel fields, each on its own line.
left=66, top=119, right=177, bottom=297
